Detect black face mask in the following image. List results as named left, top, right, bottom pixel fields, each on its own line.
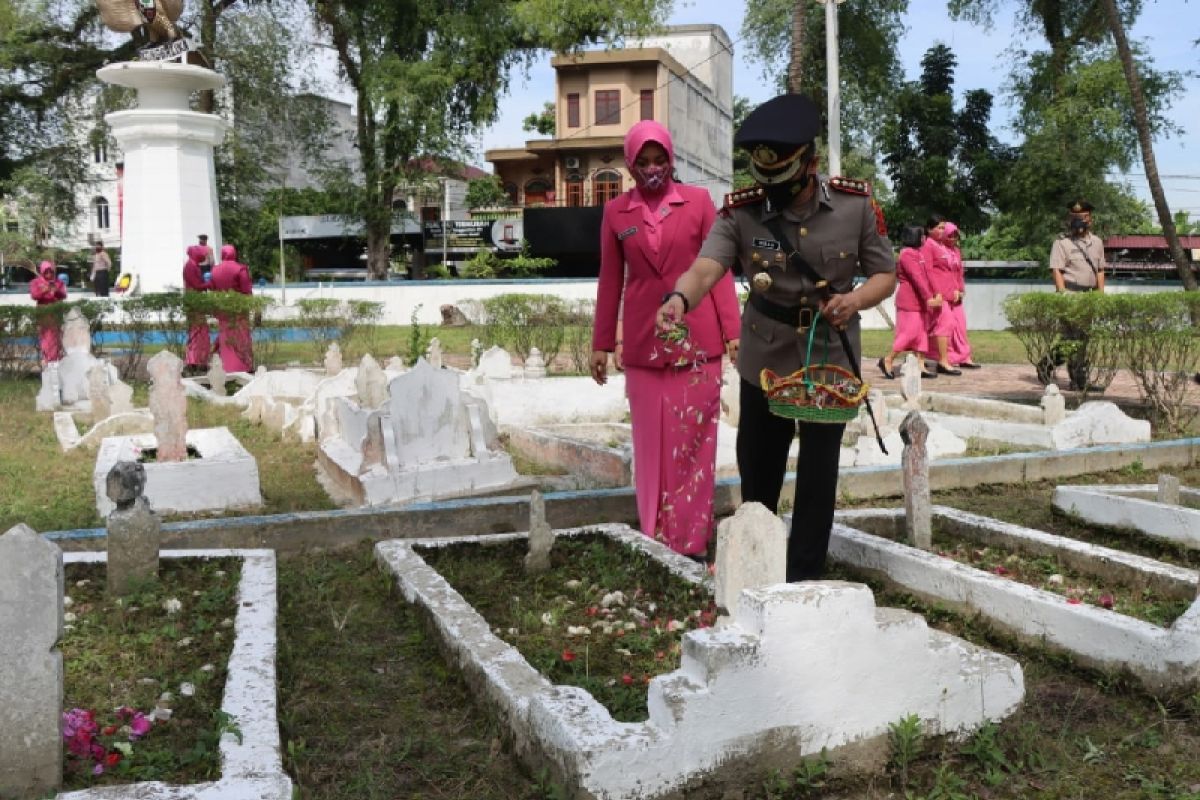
left=763, top=157, right=814, bottom=211
left=1069, top=218, right=1088, bottom=233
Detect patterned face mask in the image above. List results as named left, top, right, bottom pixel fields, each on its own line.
left=637, top=164, right=669, bottom=193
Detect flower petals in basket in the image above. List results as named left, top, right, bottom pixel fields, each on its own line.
left=760, top=366, right=869, bottom=423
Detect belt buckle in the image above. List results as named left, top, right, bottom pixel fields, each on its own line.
left=796, top=306, right=813, bottom=334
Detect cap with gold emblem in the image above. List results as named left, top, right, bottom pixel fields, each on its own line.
left=734, top=94, right=821, bottom=186
left=1067, top=199, right=1094, bottom=213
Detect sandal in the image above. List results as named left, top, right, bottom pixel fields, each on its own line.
left=959, top=361, right=982, bottom=369
left=876, top=357, right=895, bottom=379
left=936, top=364, right=962, bottom=376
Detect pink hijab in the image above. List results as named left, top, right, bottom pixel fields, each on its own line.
left=186, top=245, right=207, bottom=263
left=220, top=244, right=237, bottom=262
left=623, top=120, right=675, bottom=169
left=943, top=222, right=959, bottom=239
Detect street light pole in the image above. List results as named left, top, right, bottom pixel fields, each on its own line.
left=277, top=178, right=287, bottom=304
left=441, top=177, right=449, bottom=275
left=818, top=0, right=845, bottom=177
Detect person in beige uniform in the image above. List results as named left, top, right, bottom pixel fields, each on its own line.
left=656, top=93, right=896, bottom=581
left=1044, top=199, right=1106, bottom=389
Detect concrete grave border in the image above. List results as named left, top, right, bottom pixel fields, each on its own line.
left=1053, top=483, right=1200, bottom=551
left=829, top=506, right=1200, bottom=691
left=377, top=523, right=1023, bottom=799
left=57, top=549, right=291, bottom=800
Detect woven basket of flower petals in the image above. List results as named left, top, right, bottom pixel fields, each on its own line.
left=760, top=365, right=867, bottom=422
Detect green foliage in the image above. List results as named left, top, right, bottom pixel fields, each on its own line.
left=888, top=713, right=925, bottom=789
left=464, top=175, right=510, bottom=210
left=462, top=244, right=555, bottom=280
left=293, top=298, right=384, bottom=362
left=221, top=186, right=354, bottom=283
left=521, top=101, right=556, bottom=136
left=405, top=304, right=430, bottom=364
left=762, top=750, right=830, bottom=798
left=477, top=293, right=580, bottom=364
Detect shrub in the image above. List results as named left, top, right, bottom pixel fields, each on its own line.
left=479, top=293, right=572, bottom=365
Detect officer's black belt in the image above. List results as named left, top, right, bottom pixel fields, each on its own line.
left=748, top=292, right=816, bottom=330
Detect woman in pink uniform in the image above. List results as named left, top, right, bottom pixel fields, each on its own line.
left=942, top=223, right=980, bottom=369
left=209, top=244, right=254, bottom=372
left=29, top=260, right=67, bottom=364
left=878, top=225, right=940, bottom=379
left=182, top=244, right=213, bottom=373
left=590, top=120, right=741, bottom=559
left=921, top=215, right=962, bottom=375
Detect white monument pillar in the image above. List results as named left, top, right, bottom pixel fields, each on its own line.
left=97, top=62, right=228, bottom=295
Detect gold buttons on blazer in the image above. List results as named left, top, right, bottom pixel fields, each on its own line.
left=799, top=227, right=808, bottom=237
left=752, top=271, right=773, bottom=292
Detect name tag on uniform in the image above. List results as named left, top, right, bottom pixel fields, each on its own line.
left=752, top=238, right=780, bottom=250
left=617, top=226, right=638, bottom=240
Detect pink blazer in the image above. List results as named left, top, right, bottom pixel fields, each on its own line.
left=921, top=237, right=957, bottom=302
left=894, top=247, right=937, bottom=312
left=210, top=259, right=252, bottom=295
left=593, top=183, right=741, bottom=369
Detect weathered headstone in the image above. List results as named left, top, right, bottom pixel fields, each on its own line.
left=105, top=461, right=160, bottom=595
left=524, top=490, right=554, bottom=573
left=58, top=309, right=97, bottom=406
left=207, top=353, right=227, bottom=397
left=61, top=307, right=91, bottom=353
left=35, top=361, right=62, bottom=411
left=866, top=387, right=888, bottom=434
left=109, top=372, right=134, bottom=416
left=387, top=359, right=470, bottom=467
left=355, top=354, right=387, bottom=409
left=361, top=412, right=387, bottom=472
left=440, top=304, right=470, bottom=327
left=426, top=338, right=443, bottom=370
left=1040, top=384, right=1066, bottom=425
left=714, top=502, right=787, bottom=615
left=470, top=338, right=483, bottom=368
left=385, top=355, right=405, bottom=372
left=0, top=523, right=63, bottom=798
left=478, top=346, right=514, bottom=381
left=719, top=363, right=740, bottom=426
left=324, top=342, right=343, bottom=377
left=1157, top=474, right=1181, bottom=506
left=524, top=347, right=547, bottom=379
left=147, top=350, right=188, bottom=462
left=899, top=354, right=922, bottom=411
left=88, top=363, right=113, bottom=420
left=900, top=411, right=932, bottom=550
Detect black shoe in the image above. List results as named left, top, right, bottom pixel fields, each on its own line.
left=921, top=370, right=937, bottom=379
left=936, top=364, right=962, bottom=376
left=876, top=357, right=894, bottom=379
left=959, top=361, right=982, bottom=369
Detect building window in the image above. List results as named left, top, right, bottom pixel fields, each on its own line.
left=503, top=182, right=518, bottom=204
left=640, top=89, right=654, bottom=120
left=565, top=177, right=584, bottom=208
left=594, top=90, right=620, bottom=126
left=93, top=141, right=107, bottom=163
left=566, top=94, right=580, bottom=128
left=524, top=179, right=551, bottom=206
left=93, top=197, right=110, bottom=230
left=592, top=170, right=621, bottom=205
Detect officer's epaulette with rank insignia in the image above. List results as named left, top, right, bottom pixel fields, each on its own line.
left=720, top=185, right=764, bottom=216
left=828, top=176, right=871, bottom=196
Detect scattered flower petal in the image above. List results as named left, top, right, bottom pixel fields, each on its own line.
left=163, top=597, right=182, bottom=615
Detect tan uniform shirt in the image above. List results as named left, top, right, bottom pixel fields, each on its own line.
left=699, top=177, right=894, bottom=384
left=1049, top=232, right=1105, bottom=291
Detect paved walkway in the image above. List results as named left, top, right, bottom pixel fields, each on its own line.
left=859, top=358, right=1200, bottom=408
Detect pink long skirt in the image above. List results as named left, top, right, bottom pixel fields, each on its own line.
left=947, top=304, right=974, bottom=365
left=38, top=320, right=63, bottom=363
left=924, top=305, right=955, bottom=361
left=215, top=314, right=253, bottom=373
left=185, top=313, right=212, bottom=367
left=890, top=309, right=928, bottom=353
left=625, top=360, right=722, bottom=556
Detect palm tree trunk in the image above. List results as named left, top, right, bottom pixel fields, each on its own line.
left=787, top=0, right=806, bottom=94
left=1100, top=0, right=1197, bottom=290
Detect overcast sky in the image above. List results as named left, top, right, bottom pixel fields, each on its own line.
left=462, top=0, right=1199, bottom=221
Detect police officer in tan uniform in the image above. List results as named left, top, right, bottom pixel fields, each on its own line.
left=656, top=93, right=896, bottom=581
left=1044, top=199, right=1106, bottom=389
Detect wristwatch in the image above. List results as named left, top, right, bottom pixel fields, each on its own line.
left=661, top=291, right=690, bottom=312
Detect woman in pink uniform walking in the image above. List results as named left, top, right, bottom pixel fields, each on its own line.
left=209, top=244, right=254, bottom=372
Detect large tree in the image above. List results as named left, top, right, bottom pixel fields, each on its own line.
left=310, top=0, right=670, bottom=279
left=880, top=44, right=1012, bottom=233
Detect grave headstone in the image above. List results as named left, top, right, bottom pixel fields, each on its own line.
left=61, top=307, right=91, bottom=352
left=900, top=411, right=932, bottom=550
left=714, top=502, right=787, bottom=615
left=426, top=338, right=443, bottom=370
left=1157, top=474, right=1181, bottom=506
left=355, top=354, right=387, bottom=409
left=88, top=363, right=113, bottom=420
left=387, top=359, right=470, bottom=467
left=478, top=346, right=514, bottom=381
left=109, top=372, right=134, bottom=416
left=524, top=347, right=547, bottom=379
left=899, top=354, right=922, bottom=410
left=0, top=523, right=63, bottom=798
left=866, top=387, right=888, bottom=434
left=324, top=342, right=343, bottom=377
left=35, top=361, right=62, bottom=411
left=470, top=338, right=483, bottom=368
left=1040, top=384, right=1066, bottom=425
left=105, top=461, right=161, bottom=595
left=719, top=363, right=740, bottom=426
left=524, top=490, right=553, bottom=574
left=361, top=411, right=387, bottom=472
left=147, top=350, right=188, bottom=462
left=207, top=353, right=227, bottom=397
left=385, top=356, right=405, bottom=372
left=58, top=309, right=96, bottom=406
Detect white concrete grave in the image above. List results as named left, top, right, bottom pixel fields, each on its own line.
left=317, top=359, right=522, bottom=506
left=713, top=503, right=787, bottom=616
left=1052, top=482, right=1200, bottom=551
left=377, top=524, right=1023, bottom=800
left=57, top=549, right=291, bottom=800
left=93, top=427, right=263, bottom=517
left=55, top=410, right=155, bottom=452
left=830, top=506, right=1200, bottom=691
left=36, top=311, right=119, bottom=413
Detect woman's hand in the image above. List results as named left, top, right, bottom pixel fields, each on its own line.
left=726, top=338, right=740, bottom=365
left=613, top=341, right=624, bottom=371
left=590, top=350, right=609, bottom=385
left=953, top=289, right=963, bottom=304
left=928, top=294, right=944, bottom=309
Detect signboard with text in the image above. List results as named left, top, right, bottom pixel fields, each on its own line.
left=422, top=219, right=523, bottom=253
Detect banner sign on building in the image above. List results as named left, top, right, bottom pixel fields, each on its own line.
left=423, top=219, right=523, bottom=253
